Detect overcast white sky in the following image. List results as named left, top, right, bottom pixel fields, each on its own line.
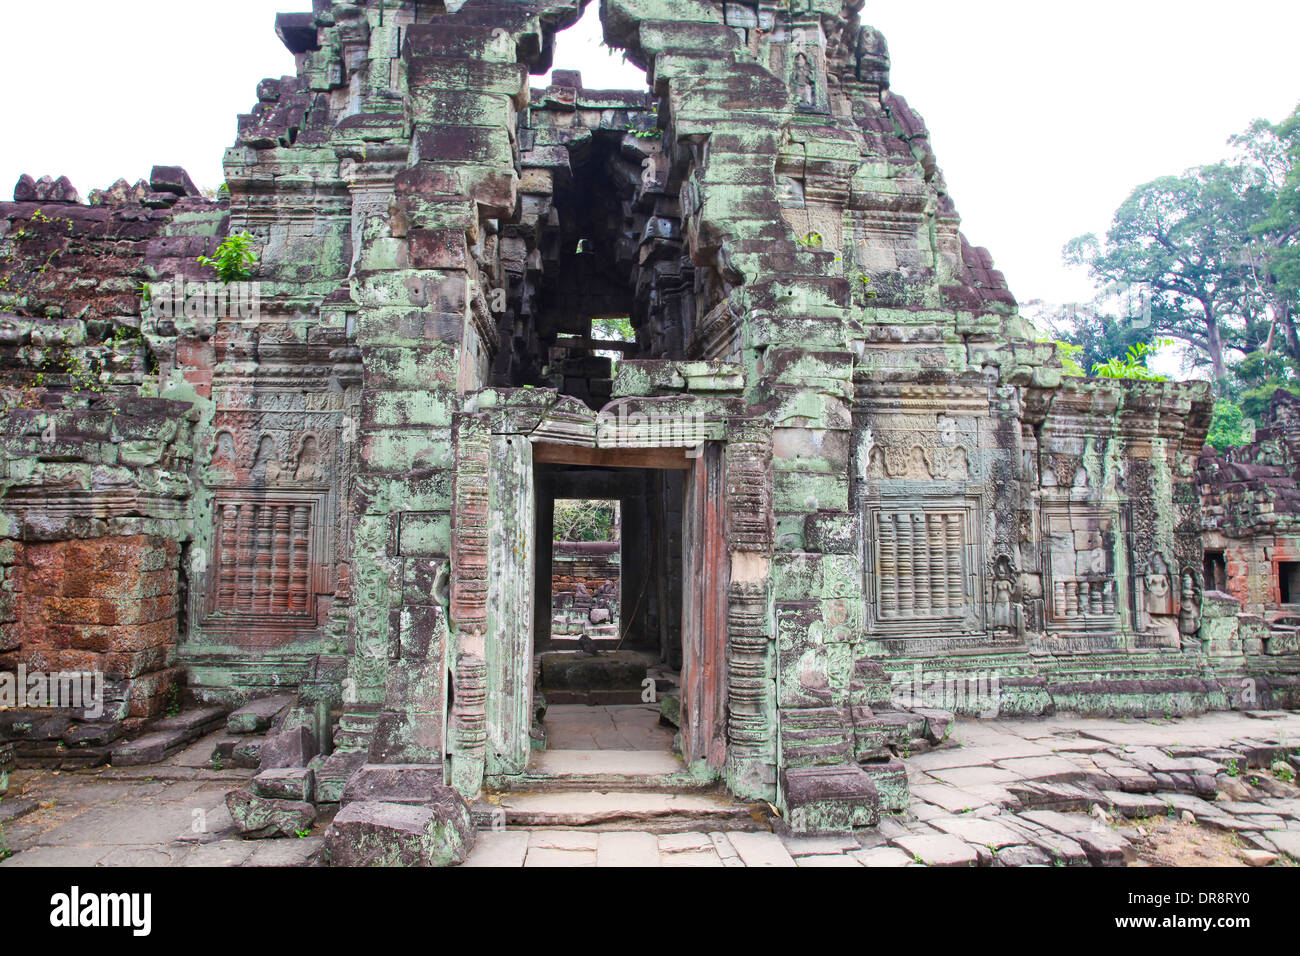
left=3, top=0, right=1298, bottom=318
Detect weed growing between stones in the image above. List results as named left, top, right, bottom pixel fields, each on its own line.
left=197, top=231, right=257, bottom=283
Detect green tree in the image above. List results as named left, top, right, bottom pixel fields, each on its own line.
left=1065, top=163, right=1266, bottom=384
left=1206, top=400, right=1248, bottom=452
left=553, top=499, right=618, bottom=542
left=1091, top=341, right=1167, bottom=380
left=1233, top=104, right=1300, bottom=356
left=1030, top=300, right=1157, bottom=374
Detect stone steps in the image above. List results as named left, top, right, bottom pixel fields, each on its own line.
left=489, top=789, right=772, bottom=833
left=109, top=706, right=230, bottom=767
left=492, top=749, right=714, bottom=793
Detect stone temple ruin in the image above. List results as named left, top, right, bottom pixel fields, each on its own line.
left=1, top=0, right=1298, bottom=861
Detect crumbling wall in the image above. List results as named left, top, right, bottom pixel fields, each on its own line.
left=550, top=540, right=620, bottom=640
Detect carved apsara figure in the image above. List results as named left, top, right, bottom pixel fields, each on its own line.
left=252, top=435, right=281, bottom=482
left=294, top=435, right=324, bottom=483
left=792, top=52, right=816, bottom=107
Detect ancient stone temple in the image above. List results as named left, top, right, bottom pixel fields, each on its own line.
left=2, top=0, right=1297, bottom=849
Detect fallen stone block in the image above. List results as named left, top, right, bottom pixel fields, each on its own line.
left=311, top=751, right=368, bottom=804
left=254, top=767, right=315, bottom=803
left=226, top=788, right=316, bottom=839
left=324, top=794, right=476, bottom=867
left=914, top=708, right=955, bottom=744
left=231, top=739, right=263, bottom=769
left=341, top=764, right=446, bottom=806
left=857, top=756, right=909, bottom=812
left=227, top=694, right=295, bottom=735
left=257, top=726, right=318, bottom=771
left=783, top=765, right=880, bottom=833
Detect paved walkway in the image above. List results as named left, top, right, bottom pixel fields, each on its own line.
left=2, top=710, right=1297, bottom=867
left=544, top=703, right=675, bottom=750
left=0, top=735, right=323, bottom=868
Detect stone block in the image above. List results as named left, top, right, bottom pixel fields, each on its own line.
left=226, top=788, right=316, bottom=839
left=325, top=795, right=476, bottom=867
left=227, top=694, right=294, bottom=735
left=254, top=767, right=315, bottom=802
left=257, top=725, right=319, bottom=771
left=340, top=763, right=446, bottom=806
left=783, top=764, right=880, bottom=833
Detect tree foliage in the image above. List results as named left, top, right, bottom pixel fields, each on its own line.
left=1063, top=102, right=1300, bottom=388
left=1091, top=341, right=1168, bottom=380
left=553, top=499, right=618, bottom=543
left=1057, top=103, right=1300, bottom=455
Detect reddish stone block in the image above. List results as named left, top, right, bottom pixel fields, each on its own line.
left=408, top=228, right=468, bottom=270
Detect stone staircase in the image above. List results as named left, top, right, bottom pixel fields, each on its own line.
left=481, top=748, right=774, bottom=834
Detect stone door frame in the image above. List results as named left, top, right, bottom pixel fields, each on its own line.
left=448, top=394, right=733, bottom=792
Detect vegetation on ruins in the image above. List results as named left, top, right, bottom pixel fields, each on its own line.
left=1091, top=341, right=1168, bottom=381
left=553, top=499, right=618, bottom=542
left=1060, top=102, right=1300, bottom=450
left=197, top=231, right=258, bottom=283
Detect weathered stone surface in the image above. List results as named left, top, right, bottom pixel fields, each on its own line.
left=253, top=767, right=315, bottom=802
left=227, top=695, right=294, bottom=735
left=230, top=739, right=263, bottom=770
left=340, top=764, right=445, bottom=806
left=257, top=726, right=319, bottom=772
left=226, top=788, right=316, bottom=840
left=890, top=833, right=980, bottom=867
left=325, top=796, right=475, bottom=867
left=539, top=651, right=648, bottom=690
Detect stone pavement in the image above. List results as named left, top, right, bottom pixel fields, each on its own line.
left=2, top=711, right=1297, bottom=867
left=544, top=703, right=675, bottom=751
left=0, top=732, right=324, bottom=868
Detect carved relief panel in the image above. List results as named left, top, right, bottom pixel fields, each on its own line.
left=1041, top=502, right=1127, bottom=633
left=195, top=388, right=348, bottom=642
left=863, top=494, right=985, bottom=638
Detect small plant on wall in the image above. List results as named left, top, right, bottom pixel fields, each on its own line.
left=197, top=232, right=258, bottom=283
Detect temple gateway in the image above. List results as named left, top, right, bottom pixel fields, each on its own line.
left=1, top=0, right=1296, bottom=857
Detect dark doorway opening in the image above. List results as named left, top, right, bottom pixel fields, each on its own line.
left=1279, top=561, right=1300, bottom=603
left=533, top=461, right=684, bottom=755
left=1203, top=549, right=1226, bottom=592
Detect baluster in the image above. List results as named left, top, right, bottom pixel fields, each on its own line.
left=898, top=513, right=914, bottom=615
left=218, top=502, right=237, bottom=610
left=914, top=512, right=931, bottom=615
left=879, top=514, right=897, bottom=619
left=272, top=505, right=291, bottom=613
left=236, top=503, right=255, bottom=613
left=256, top=504, right=274, bottom=612
left=946, top=513, right=963, bottom=611
left=290, top=505, right=310, bottom=613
